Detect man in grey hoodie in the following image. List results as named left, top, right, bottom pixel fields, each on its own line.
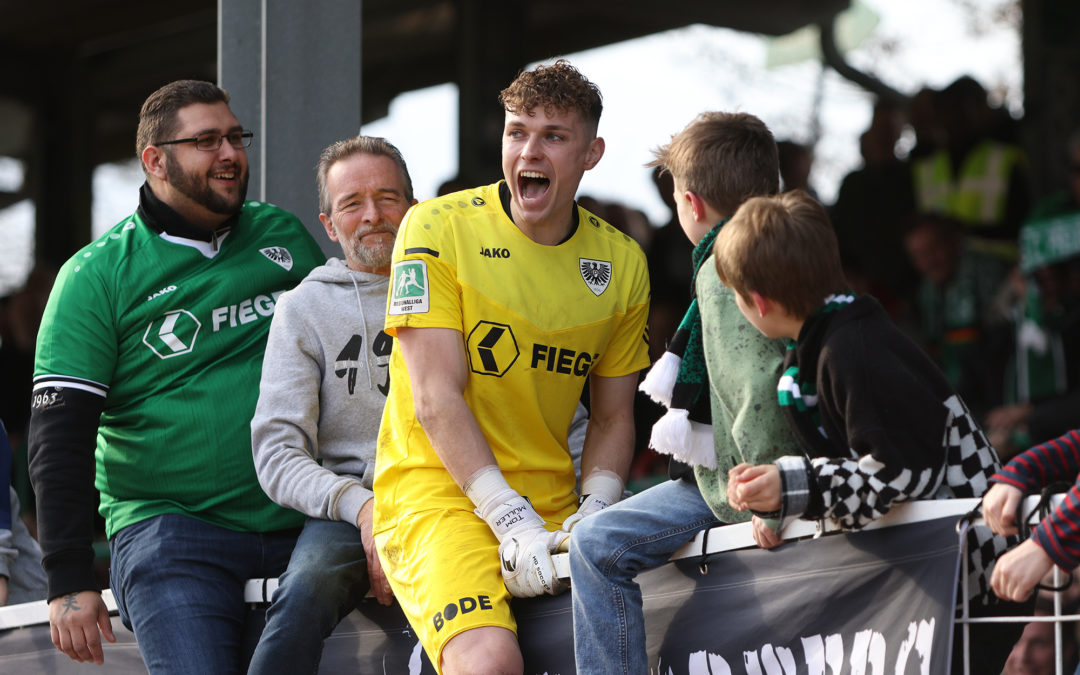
left=247, top=135, right=417, bottom=673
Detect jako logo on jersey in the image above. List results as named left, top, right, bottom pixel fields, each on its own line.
left=431, top=595, right=493, bottom=632
left=211, top=291, right=286, bottom=332
left=143, top=309, right=201, bottom=359
left=466, top=321, right=519, bottom=377
left=531, top=344, right=596, bottom=377
left=146, top=285, right=178, bottom=302
left=479, top=247, right=510, bottom=259
left=579, top=258, right=612, bottom=296
left=260, top=246, right=294, bottom=271
left=389, top=260, right=429, bottom=315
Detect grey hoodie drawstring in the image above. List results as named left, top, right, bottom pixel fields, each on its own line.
left=350, top=274, right=375, bottom=390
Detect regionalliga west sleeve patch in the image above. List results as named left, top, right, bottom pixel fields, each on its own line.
left=389, top=259, right=430, bottom=315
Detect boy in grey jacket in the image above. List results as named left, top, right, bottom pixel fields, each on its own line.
left=247, top=136, right=417, bottom=673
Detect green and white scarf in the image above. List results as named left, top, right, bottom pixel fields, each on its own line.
left=777, top=293, right=855, bottom=440
left=638, top=223, right=721, bottom=468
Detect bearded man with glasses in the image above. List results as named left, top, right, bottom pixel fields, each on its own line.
left=28, top=79, right=325, bottom=673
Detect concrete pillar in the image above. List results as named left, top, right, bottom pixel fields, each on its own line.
left=219, top=0, right=362, bottom=255
left=457, top=1, right=525, bottom=187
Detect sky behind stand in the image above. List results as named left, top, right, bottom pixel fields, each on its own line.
left=361, top=0, right=1022, bottom=223
left=0, top=0, right=1021, bottom=294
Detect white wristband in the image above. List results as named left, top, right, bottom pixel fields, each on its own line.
left=580, top=469, right=624, bottom=509
left=463, top=465, right=515, bottom=515
left=463, top=465, right=544, bottom=541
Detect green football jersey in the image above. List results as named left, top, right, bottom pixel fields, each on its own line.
left=34, top=201, right=325, bottom=537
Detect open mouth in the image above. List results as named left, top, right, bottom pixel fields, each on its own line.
left=210, top=169, right=237, bottom=181
left=518, top=170, right=550, bottom=201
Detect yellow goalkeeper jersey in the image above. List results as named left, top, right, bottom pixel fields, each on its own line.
left=374, top=182, right=650, bottom=531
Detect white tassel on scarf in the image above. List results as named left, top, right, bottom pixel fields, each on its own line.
left=638, top=350, right=716, bottom=469
left=638, top=350, right=680, bottom=408
left=648, top=409, right=717, bottom=469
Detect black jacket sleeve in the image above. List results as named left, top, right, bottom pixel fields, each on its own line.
left=801, top=331, right=950, bottom=528
left=28, top=387, right=105, bottom=600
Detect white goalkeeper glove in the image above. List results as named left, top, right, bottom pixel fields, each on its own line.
left=559, top=469, right=625, bottom=539
left=464, top=466, right=566, bottom=598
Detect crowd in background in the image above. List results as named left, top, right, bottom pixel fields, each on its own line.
left=568, top=76, right=1080, bottom=674
left=565, top=76, right=1079, bottom=500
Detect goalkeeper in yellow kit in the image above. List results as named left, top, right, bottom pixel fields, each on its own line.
left=373, top=59, right=650, bottom=673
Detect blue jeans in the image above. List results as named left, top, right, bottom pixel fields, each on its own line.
left=570, top=478, right=722, bottom=675
left=247, top=518, right=370, bottom=675
left=109, top=513, right=297, bottom=675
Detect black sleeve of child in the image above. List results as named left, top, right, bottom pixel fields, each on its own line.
left=804, top=329, right=953, bottom=528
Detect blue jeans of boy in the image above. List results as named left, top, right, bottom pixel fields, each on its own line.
left=247, top=517, right=370, bottom=675
left=108, top=513, right=297, bottom=675
left=570, top=478, right=723, bottom=675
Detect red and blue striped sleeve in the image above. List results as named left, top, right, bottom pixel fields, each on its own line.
left=1032, top=476, right=1080, bottom=572
left=991, top=429, right=1080, bottom=492
left=992, top=429, right=1080, bottom=571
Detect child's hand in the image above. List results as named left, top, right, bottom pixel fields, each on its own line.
left=982, top=483, right=1023, bottom=536
left=751, top=516, right=783, bottom=549
left=991, top=538, right=1055, bottom=602
left=730, top=464, right=781, bottom=512
left=727, top=463, right=752, bottom=510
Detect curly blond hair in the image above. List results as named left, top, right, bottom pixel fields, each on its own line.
left=499, top=59, right=602, bottom=134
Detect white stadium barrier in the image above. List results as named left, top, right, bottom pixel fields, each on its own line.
left=1, top=496, right=1075, bottom=673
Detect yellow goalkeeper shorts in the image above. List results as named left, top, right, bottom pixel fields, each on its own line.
left=376, top=507, right=515, bottom=671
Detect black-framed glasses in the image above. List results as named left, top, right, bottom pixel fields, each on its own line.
left=155, top=130, right=254, bottom=151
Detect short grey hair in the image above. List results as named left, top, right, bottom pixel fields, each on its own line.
left=316, top=135, right=414, bottom=214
